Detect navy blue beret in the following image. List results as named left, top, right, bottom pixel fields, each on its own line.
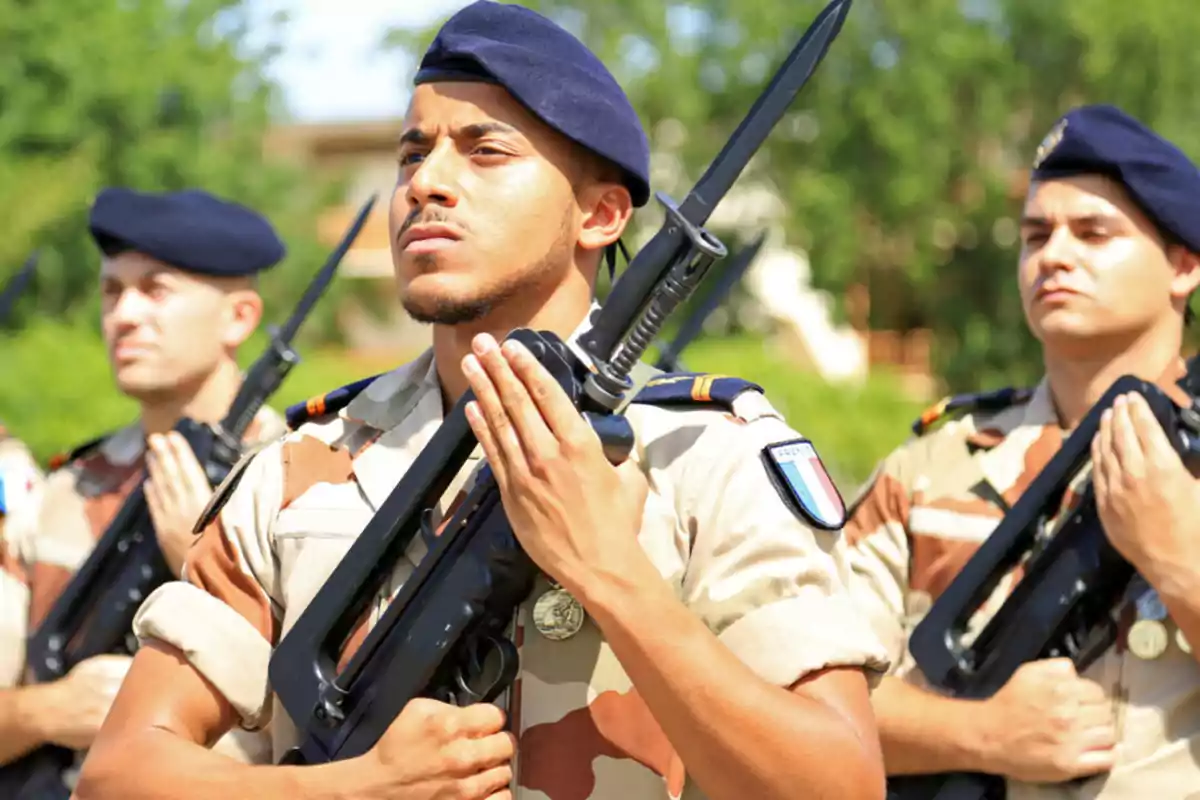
left=88, top=187, right=285, bottom=277
left=1032, top=104, right=1200, bottom=253
left=414, top=1, right=651, bottom=207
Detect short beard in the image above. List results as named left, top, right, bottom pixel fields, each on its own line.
left=401, top=210, right=575, bottom=326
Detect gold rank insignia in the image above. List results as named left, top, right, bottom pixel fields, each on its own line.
left=532, top=586, right=585, bottom=641
left=1033, top=118, right=1068, bottom=169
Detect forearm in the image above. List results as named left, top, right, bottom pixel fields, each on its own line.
left=75, top=728, right=359, bottom=800
left=1149, top=561, right=1200, bottom=669
left=581, top=567, right=883, bottom=800
left=871, top=676, right=993, bottom=776
left=0, top=684, right=55, bottom=765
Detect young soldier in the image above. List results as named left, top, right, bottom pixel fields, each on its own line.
left=76, top=3, right=890, bottom=799
left=842, top=104, right=1200, bottom=797
left=0, top=187, right=289, bottom=778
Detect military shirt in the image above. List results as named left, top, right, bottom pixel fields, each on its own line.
left=0, top=408, right=286, bottom=767
left=133, top=338, right=890, bottom=800
left=842, top=374, right=1200, bottom=799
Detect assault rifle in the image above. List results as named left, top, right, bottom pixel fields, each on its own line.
left=886, top=359, right=1200, bottom=800
left=3, top=196, right=376, bottom=799
left=653, top=231, right=765, bottom=372
left=270, top=0, right=854, bottom=766
left=0, top=251, right=39, bottom=325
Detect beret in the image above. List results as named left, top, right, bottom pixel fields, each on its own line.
left=414, top=1, right=651, bottom=207
left=1032, top=104, right=1200, bottom=253
left=88, top=187, right=286, bottom=277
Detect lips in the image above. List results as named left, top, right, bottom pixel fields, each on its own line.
left=399, top=223, right=462, bottom=253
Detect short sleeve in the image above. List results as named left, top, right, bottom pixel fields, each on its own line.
left=663, top=399, right=891, bottom=688
left=132, top=440, right=285, bottom=728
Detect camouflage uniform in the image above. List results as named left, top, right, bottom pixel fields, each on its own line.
left=843, top=373, right=1200, bottom=798
left=0, top=409, right=286, bottom=768
left=0, top=429, right=44, bottom=689
left=133, top=337, right=890, bottom=800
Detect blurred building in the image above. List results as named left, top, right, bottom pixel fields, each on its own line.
left=265, top=118, right=936, bottom=397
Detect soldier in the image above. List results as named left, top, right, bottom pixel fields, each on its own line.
left=841, top=104, right=1200, bottom=797
left=0, top=187, right=289, bottom=779
left=76, top=3, right=890, bottom=799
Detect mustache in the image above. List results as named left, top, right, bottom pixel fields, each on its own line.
left=398, top=209, right=468, bottom=239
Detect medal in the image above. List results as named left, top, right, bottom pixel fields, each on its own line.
left=532, top=587, right=585, bottom=641
left=1177, top=626, right=1192, bottom=655
left=1127, top=619, right=1169, bottom=660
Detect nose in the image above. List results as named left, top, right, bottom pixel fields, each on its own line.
left=1037, top=225, right=1079, bottom=277
left=404, top=142, right=460, bottom=212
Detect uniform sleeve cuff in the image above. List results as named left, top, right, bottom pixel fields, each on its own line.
left=133, top=581, right=273, bottom=728
left=718, top=590, right=892, bottom=688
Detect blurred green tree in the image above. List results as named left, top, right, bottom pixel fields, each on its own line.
left=0, top=0, right=347, bottom=341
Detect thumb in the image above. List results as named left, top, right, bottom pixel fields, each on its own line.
left=615, top=458, right=649, bottom=498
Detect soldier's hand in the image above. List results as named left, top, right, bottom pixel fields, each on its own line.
left=979, top=658, right=1116, bottom=783
left=358, top=698, right=515, bottom=799
left=461, top=334, right=653, bottom=600
left=41, top=654, right=132, bottom=750
left=145, top=431, right=214, bottom=577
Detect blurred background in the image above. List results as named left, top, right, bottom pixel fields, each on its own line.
left=1, top=0, right=1196, bottom=495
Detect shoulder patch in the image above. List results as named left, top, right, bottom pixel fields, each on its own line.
left=286, top=373, right=384, bottom=430
left=911, top=386, right=1034, bottom=436
left=630, top=372, right=764, bottom=411
left=761, top=438, right=847, bottom=530
left=47, top=431, right=111, bottom=471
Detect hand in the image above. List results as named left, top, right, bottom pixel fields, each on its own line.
left=357, top=698, right=515, bottom=799
left=40, top=654, right=132, bottom=750
left=977, top=659, right=1116, bottom=783
left=460, top=333, right=653, bottom=601
left=1092, top=392, right=1200, bottom=588
left=145, top=431, right=214, bottom=577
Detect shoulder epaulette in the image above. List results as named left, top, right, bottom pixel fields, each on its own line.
left=47, top=431, right=111, bottom=471
left=911, top=386, right=1034, bottom=436
left=286, top=373, right=384, bottom=430
left=630, top=372, right=764, bottom=411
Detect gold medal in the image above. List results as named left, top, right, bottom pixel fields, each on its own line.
left=532, top=587, right=585, bottom=641
left=1176, top=626, right=1192, bottom=655
left=1127, top=619, right=1169, bottom=660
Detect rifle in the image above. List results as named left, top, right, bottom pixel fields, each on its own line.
left=2, top=196, right=376, bottom=799
left=653, top=231, right=765, bottom=372
left=270, top=0, right=853, bottom=766
left=886, top=359, right=1200, bottom=800
left=0, top=251, right=39, bottom=325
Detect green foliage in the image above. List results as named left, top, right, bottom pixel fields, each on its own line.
left=387, top=0, right=1200, bottom=390
left=0, top=319, right=408, bottom=465
left=0, top=0, right=351, bottom=344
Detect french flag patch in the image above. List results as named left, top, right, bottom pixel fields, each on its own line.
left=0, top=469, right=35, bottom=516
left=762, top=439, right=847, bottom=530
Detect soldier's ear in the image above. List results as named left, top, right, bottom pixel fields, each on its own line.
left=222, top=289, right=263, bottom=350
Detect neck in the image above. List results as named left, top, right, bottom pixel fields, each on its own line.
left=433, top=273, right=594, bottom=410
left=1042, top=321, right=1183, bottom=431
left=138, top=357, right=244, bottom=436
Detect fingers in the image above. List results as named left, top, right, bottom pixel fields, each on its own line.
left=500, top=338, right=585, bottom=441
left=165, top=431, right=212, bottom=493
left=1109, top=395, right=1145, bottom=478
left=1071, top=745, right=1117, bottom=776
left=443, top=731, right=517, bottom=775
left=459, top=765, right=514, bottom=799
left=463, top=350, right=528, bottom=477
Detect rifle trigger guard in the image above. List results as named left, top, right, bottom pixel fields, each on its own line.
left=454, top=634, right=520, bottom=705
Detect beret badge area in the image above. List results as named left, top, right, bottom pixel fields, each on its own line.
left=1033, top=118, right=1068, bottom=170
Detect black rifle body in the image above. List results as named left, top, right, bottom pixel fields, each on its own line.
left=886, top=371, right=1200, bottom=800
left=272, top=0, right=854, bottom=767
left=1, top=196, right=376, bottom=798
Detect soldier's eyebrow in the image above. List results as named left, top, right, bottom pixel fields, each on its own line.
left=398, top=122, right=521, bottom=148
left=1019, top=213, right=1123, bottom=229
